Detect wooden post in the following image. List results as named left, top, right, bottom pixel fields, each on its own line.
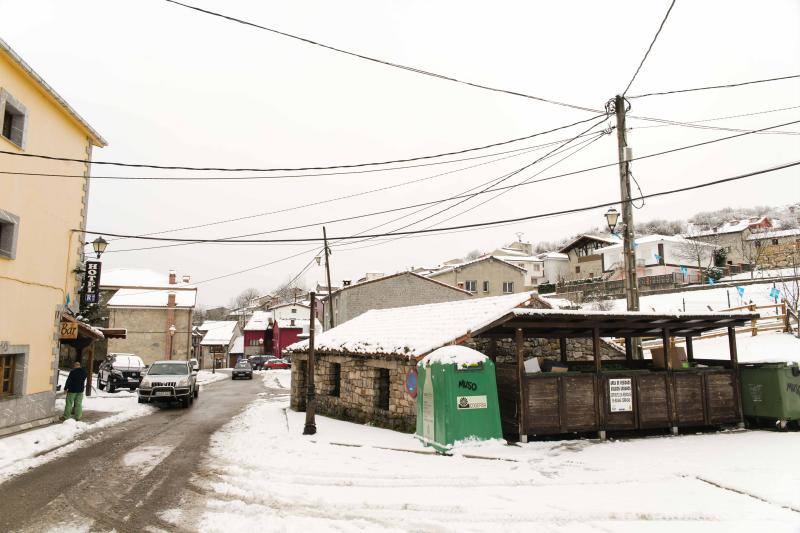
left=322, top=227, right=335, bottom=330
left=84, top=343, right=95, bottom=397
left=749, top=303, right=758, bottom=336
left=661, top=328, right=677, bottom=434
left=592, top=327, right=605, bottom=439
left=515, top=328, right=527, bottom=443
left=728, top=326, right=745, bottom=428
left=559, top=337, right=568, bottom=365
left=624, top=337, right=633, bottom=363
left=592, top=327, right=601, bottom=374
left=303, top=292, right=317, bottom=435
left=782, top=299, right=789, bottom=333
left=685, top=336, right=694, bottom=363
left=661, top=328, right=673, bottom=371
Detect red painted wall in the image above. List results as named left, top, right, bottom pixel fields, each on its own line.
left=273, top=323, right=302, bottom=357
left=244, top=330, right=268, bottom=354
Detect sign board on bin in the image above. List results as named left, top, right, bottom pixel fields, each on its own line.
left=609, top=378, right=633, bottom=412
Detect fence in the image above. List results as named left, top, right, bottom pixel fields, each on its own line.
left=556, top=272, right=684, bottom=300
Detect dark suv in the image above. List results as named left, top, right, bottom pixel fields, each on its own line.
left=248, top=356, right=270, bottom=370
left=97, top=353, right=146, bottom=392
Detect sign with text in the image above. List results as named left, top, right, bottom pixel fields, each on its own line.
left=456, top=395, right=488, bottom=410
left=608, top=378, right=633, bottom=412
left=59, top=321, right=78, bottom=340
left=82, top=261, right=102, bottom=306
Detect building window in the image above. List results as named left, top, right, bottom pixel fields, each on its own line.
left=575, top=265, right=581, bottom=274
left=330, top=363, right=341, bottom=397
left=0, top=354, right=15, bottom=396
left=1, top=95, right=26, bottom=147
left=376, top=368, right=390, bottom=410
left=291, top=308, right=297, bottom=313
left=755, top=241, right=762, bottom=248
left=464, top=280, right=477, bottom=292
left=482, top=281, right=490, bottom=293
left=772, top=239, right=779, bottom=245
left=502, top=281, right=514, bottom=294
left=0, top=209, right=20, bottom=260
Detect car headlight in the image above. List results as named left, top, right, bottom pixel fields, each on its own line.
left=177, top=377, right=190, bottom=387
left=140, top=378, right=151, bottom=388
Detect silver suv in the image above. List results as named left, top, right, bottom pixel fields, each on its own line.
left=137, top=361, right=197, bottom=407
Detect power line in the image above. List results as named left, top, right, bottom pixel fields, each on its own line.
left=0, top=114, right=602, bottom=172
left=628, top=105, right=800, bottom=133
left=623, top=0, right=677, bottom=95
left=162, top=0, right=597, bottom=114
left=84, top=160, right=800, bottom=245
left=629, top=74, right=800, bottom=99
left=78, top=119, right=800, bottom=243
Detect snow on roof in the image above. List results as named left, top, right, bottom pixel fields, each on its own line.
left=746, top=228, right=800, bottom=240
left=493, top=255, right=543, bottom=263
left=426, top=256, right=527, bottom=278
left=269, top=302, right=310, bottom=310
left=107, top=288, right=197, bottom=308
left=200, top=321, right=239, bottom=346
left=231, top=335, right=244, bottom=354
left=329, top=271, right=472, bottom=297
left=285, top=292, right=538, bottom=358
left=595, top=234, right=715, bottom=253
left=512, top=308, right=754, bottom=319
left=101, top=268, right=195, bottom=289
left=558, top=234, right=616, bottom=253
left=244, top=311, right=273, bottom=331
left=537, top=251, right=569, bottom=260
left=691, top=216, right=771, bottom=237
left=419, top=345, right=488, bottom=368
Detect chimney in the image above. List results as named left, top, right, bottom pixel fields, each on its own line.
left=182, top=274, right=191, bottom=283
left=342, top=279, right=351, bottom=287
left=167, top=291, right=176, bottom=307
left=169, top=270, right=177, bottom=284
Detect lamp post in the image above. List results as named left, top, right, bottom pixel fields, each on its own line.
left=92, top=236, right=108, bottom=259
left=605, top=208, right=620, bottom=234
left=604, top=207, right=642, bottom=359
left=169, top=324, right=176, bottom=360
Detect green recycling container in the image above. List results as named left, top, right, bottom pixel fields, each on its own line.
left=740, top=363, right=800, bottom=427
left=415, top=346, right=502, bottom=454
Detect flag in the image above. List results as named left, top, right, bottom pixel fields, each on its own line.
left=654, top=253, right=662, bottom=262
left=680, top=266, right=688, bottom=276
left=770, top=287, right=780, bottom=299
left=708, top=278, right=715, bottom=285
left=736, top=286, right=745, bottom=297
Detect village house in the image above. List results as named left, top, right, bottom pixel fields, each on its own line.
left=559, top=234, right=617, bottom=281
left=536, top=251, right=570, bottom=285
left=690, top=216, right=774, bottom=267
left=286, top=293, right=624, bottom=432
left=274, top=317, right=322, bottom=358
left=321, top=271, right=472, bottom=329
left=745, top=228, right=800, bottom=268
left=101, top=269, right=197, bottom=365
left=198, top=320, right=241, bottom=368
left=597, top=235, right=716, bottom=284
left=242, top=310, right=273, bottom=356
left=0, top=38, right=107, bottom=435
left=270, top=302, right=311, bottom=322
left=425, top=256, right=527, bottom=297
left=489, top=243, right=546, bottom=290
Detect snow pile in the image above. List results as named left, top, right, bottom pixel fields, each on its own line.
left=196, top=370, right=229, bottom=386
left=419, top=345, right=487, bottom=368
left=285, top=292, right=537, bottom=357
left=690, top=331, right=800, bottom=363
left=107, top=287, right=197, bottom=308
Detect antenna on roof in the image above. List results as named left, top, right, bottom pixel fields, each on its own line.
left=515, top=232, right=524, bottom=242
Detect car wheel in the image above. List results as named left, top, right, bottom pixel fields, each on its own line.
left=181, top=396, right=190, bottom=408
left=107, top=379, right=115, bottom=394
left=138, top=397, right=145, bottom=404
left=193, top=388, right=199, bottom=399
left=249, top=375, right=253, bottom=380
left=97, top=375, right=105, bottom=391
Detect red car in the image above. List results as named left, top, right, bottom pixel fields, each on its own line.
left=264, top=357, right=291, bottom=370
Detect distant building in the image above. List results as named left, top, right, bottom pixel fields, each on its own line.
left=426, top=256, right=526, bottom=297
left=274, top=317, right=322, bottom=358
left=198, top=321, right=241, bottom=368
left=242, top=311, right=273, bottom=356
left=690, top=216, right=774, bottom=266
left=322, top=271, right=472, bottom=328
left=536, top=251, right=570, bottom=284
left=490, top=246, right=546, bottom=290
left=269, top=302, right=311, bottom=322
left=597, top=235, right=716, bottom=283
left=101, top=269, right=197, bottom=365
left=559, top=235, right=617, bottom=280
left=746, top=228, right=800, bottom=268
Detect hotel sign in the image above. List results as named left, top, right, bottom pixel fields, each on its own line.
left=82, top=260, right=102, bottom=306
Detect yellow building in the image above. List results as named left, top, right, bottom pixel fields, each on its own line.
left=0, top=38, right=106, bottom=435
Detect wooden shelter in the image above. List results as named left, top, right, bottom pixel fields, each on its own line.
left=475, top=309, right=759, bottom=440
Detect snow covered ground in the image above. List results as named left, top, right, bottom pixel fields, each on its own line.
left=190, top=371, right=800, bottom=532
left=720, top=267, right=799, bottom=282
left=196, top=369, right=229, bottom=387
left=685, top=331, right=800, bottom=364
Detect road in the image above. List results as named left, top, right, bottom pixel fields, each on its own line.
left=0, top=371, right=264, bottom=533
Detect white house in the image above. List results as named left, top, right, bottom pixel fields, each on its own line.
left=491, top=247, right=546, bottom=289
left=269, top=302, right=311, bottom=322
left=597, top=235, right=716, bottom=283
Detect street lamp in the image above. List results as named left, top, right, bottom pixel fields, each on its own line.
left=315, top=255, right=322, bottom=266
left=169, top=324, right=176, bottom=360
left=605, top=208, right=620, bottom=234
left=92, top=236, right=108, bottom=258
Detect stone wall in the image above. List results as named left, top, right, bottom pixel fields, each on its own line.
left=291, top=353, right=417, bottom=432
left=464, top=336, right=625, bottom=364
left=107, top=307, right=193, bottom=365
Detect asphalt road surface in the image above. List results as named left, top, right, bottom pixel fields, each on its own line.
left=0, top=371, right=264, bottom=533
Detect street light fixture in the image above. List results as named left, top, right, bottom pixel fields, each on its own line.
left=605, top=208, right=620, bottom=234
left=92, top=236, right=108, bottom=258
left=169, top=324, right=176, bottom=360
left=315, top=255, right=322, bottom=266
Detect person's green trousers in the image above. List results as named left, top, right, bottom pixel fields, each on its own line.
left=63, top=392, right=84, bottom=421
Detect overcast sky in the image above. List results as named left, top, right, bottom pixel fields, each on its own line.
left=2, top=0, right=798, bottom=307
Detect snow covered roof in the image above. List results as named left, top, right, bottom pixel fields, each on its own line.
left=269, top=302, right=310, bottom=311
left=558, top=234, right=616, bottom=254
left=230, top=335, right=244, bottom=355
left=595, top=234, right=715, bottom=254
left=199, top=321, right=239, bottom=346
left=101, top=268, right=195, bottom=290
left=746, top=228, right=800, bottom=241
left=285, top=292, right=540, bottom=358
left=419, top=345, right=488, bottom=368
left=537, top=251, right=569, bottom=261
left=691, top=216, right=772, bottom=237
left=107, top=288, right=197, bottom=308
left=244, top=311, right=273, bottom=331
left=494, top=255, right=543, bottom=263
left=426, top=256, right=527, bottom=278
left=328, top=271, right=472, bottom=297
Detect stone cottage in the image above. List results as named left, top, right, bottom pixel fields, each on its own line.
left=286, top=292, right=623, bottom=432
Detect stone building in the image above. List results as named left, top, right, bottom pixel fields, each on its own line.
left=690, top=216, right=773, bottom=267
left=745, top=228, right=800, bottom=268
left=197, top=321, right=241, bottom=368
left=287, top=292, right=623, bottom=432
left=0, top=38, right=107, bottom=435
left=426, top=256, right=527, bottom=297
left=102, top=269, right=197, bottom=365
left=322, top=271, right=472, bottom=329
left=559, top=235, right=616, bottom=281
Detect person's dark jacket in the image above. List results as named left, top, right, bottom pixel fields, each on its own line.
left=64, top=368, right=87, bottom=394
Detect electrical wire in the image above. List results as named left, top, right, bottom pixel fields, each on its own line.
left=0, top=114, right=604, bottom=172
left=78, top=118, right=800, bottom=244
left=623, top=0, right=677, bottom=96
left=629, top=74, right=800, bottom=99
left=628, top=105, right=800, bottom=131
left=162, top=0, right=597, bottom=115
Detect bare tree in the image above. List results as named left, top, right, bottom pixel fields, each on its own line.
left=229, top=287, right=261, bottom=311
left=675, top=233, right=718, bottom=284
left=463, top=249, right=483, bottom=261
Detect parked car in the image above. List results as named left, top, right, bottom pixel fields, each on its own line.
left=189, top=358, right=200, bottom=372
left=97, top=353, right=146, bottom=393
left=264, top=357, right=291, bottom=370
left=248, top=356, right=270, bottom=370
left=137, top=360, right=197, bottom=407
left=232, top=360, right=253, bottom=380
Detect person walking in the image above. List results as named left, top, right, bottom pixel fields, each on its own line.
left=63, top=361, right=87, bottom=421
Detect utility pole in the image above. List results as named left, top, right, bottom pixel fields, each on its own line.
left=322, top=226, right=334, bottom=330
left=303, top=291, right=317, bottom=435
left=614, top=94, right=642, bottom=358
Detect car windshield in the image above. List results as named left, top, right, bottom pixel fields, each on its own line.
left=148, top=363, right=188, bottom=375
left=236, top=362, right=251, bottom=368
